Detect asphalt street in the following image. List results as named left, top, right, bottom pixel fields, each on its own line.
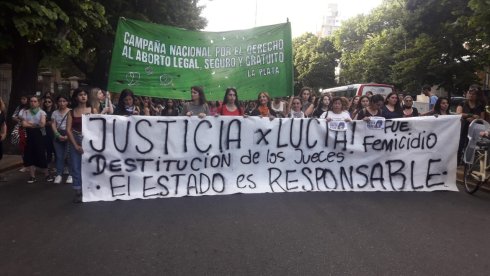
left=1, top=168, right=489, bottom=275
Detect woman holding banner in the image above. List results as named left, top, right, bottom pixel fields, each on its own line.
left=349, top=96, right=361, bottom=115
left=402, top=95, right=419, bottom=117
left=182, top=86, right=209, bottom=118
left=114, top=89, right=140, bottom=116
left=67, top=88, right=97, bottom=203
left=351, top=95, right=370, bottom=119
left=425, top=97, right=451, bottom=116
left=355, top=94, right=385, bottom=120
left=320, top=97, right=352, bottom=121
left=288, top=97, right=305, bottom=118
left=161, top=99, right=179, bottom=116
left=312, top=94, right=331, bottom=118
left=250, top=91, right=277, bottom=119
left=217, top=87, right=244, bottom=116
left=271, top=97, right=287, bottom=118
left=382, top=92, right=403, bottom=119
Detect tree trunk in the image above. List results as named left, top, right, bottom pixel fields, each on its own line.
left=7, top=36, right=42, bottom=119
left=5, top=36, right=42, bottom=153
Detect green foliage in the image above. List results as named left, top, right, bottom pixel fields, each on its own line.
left=0, top=0, right=107, bottom=55
left=466, top=0, right=490, bottom=68
left=69, top=0, right=208, bottom=87
left=332, top=0, right=485, bottom=93
left=293, top=33, right=339, bottom=92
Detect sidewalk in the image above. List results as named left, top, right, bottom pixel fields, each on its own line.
left=0, top=155, right=24, bottom=173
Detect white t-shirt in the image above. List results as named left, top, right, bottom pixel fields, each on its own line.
left=320, top=110, right=351, bottom=121
left=271, top=101, right=285, bottom=113
left=21, top=109, right=46, bottom=125
left=289, top=110, right=305, bottom=118
left=51, top=109, right=70, bottom=131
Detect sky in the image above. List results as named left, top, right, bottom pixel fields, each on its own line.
left=201, top=0, right=384, bottom=37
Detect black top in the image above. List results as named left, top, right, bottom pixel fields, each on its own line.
left=381, top=105, right=403, bottom=119
left=459, top=101, right=484, bottom=116
left=161, top=108, right=179, bottom=116
left=403, top=107, right=419, bottom=117
left=312, top=108, right=327, bottom=118
left=356, top=108, right=383, bottom=120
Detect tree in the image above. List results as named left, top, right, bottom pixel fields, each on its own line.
left=333, top=0, right=482, bottom=93
left=0, top=0, right=107, bottom=119
left=402, top=0, right=480, bottom=93
left=70, top=0, right=208, bottom=89
left=293, top=33, right=338, bottom=93
left=465, top=0, right=490, bottom=76
left=333, top=1, right=407, bottom=85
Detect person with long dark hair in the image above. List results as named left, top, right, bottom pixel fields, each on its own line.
left=433, top=97, right=451, bottom=115
left=161, top=99, right=179, bottom=116
left=218, top=87, right=244, bottom=116
left=457, top=85, right=485, bottom=164
left=21, top=96, right=54, bottom=183
left=348, top=96, right=361, bottom=115
left=182, top=86, right=209, bottom=118
left=51, top=95, right=72, bottom=184
left=351, top=95, right=370, bottom=119
left=382, top=92, right=403, bottom=119
left=355, top=94, right=385, bottom=120
left=312, top=94, right=331, bottom=118
left=66, top=88, right=97, bottom=203
left=114, top=89, right=140, bottom=116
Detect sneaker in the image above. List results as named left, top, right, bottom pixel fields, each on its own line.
left=45, top=175, right=54, bottom=182
left=66, top=175, right=73, bottom=184
left=27, top=177, right=37, bottom=183
left=54, top=175, right=62, bottom=184
left=63, top=167, right=69, bottom=175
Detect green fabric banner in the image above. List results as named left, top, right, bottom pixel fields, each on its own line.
left=107, top=18, right=293, bottom=100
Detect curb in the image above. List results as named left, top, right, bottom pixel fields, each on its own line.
left=0, top=162, right=24, bottom=174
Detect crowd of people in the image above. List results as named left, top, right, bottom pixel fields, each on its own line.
left=3, top=84, right=487, bottom=203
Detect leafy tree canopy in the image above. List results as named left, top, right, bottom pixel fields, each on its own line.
left=293, top=33, right=339, bottom=93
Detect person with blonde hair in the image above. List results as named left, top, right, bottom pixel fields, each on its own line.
left=250, top=91, right=277, bottom=118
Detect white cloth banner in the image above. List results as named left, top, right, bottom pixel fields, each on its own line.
left=81, top=115, right=461, bottom=202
